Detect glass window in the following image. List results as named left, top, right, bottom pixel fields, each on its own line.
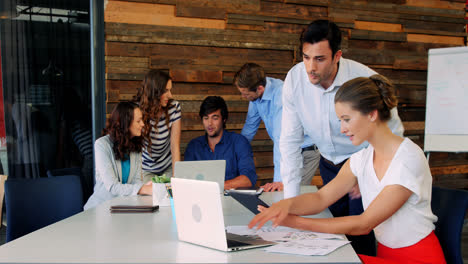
left=0, top=0, right=93, bottom=200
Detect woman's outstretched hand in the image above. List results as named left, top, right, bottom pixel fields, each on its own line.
left=248, top=198, right=293, bottom=229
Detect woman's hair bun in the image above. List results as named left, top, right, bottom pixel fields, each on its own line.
left=369, top=74, right=397, bottom=110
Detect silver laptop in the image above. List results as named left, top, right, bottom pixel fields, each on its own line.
left=174, top=160, right=226, bottom=193
left=171, top=178, right=275, bottom=252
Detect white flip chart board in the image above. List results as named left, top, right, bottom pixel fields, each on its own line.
left=424, top=46, right=468, bottom=152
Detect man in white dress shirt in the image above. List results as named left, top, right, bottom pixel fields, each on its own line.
left=279, top=19, right=404, bottom=255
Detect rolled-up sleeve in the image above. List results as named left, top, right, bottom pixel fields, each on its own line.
left=241, top=103, right=261, bottom=143
left=235, top=135, right=257, bottom=186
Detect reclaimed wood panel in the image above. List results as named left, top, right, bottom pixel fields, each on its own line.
left=258, top=1, right=327, bottom=20
left=179, top=100, right=249, bottom=113
left=405, top=0, right=466, bottom=10
left=106, top=23, right=299, bottom=50
left=105, top=42, right=151, bottom=57
left=175, top=5, right=226, bottom=20
left=115, top=0, right=176, bottom=4
left=350, top=29, right=407, bottom=42
left=175, top=0, right=261, bottom=13
left=105, top=1, right=225, bottom=29
left=227, top=13, right=310, bottom=25
left=170, top=69, right=223, bottom=83
left=407, top=33, right=465, bottom=45
left=104, top=0, right=468, bottom=188
left=226, top=23, right=265, bottom=31
left=354, top=20, right=403, bottom=32
left=329, top=7, right=465, bottom=25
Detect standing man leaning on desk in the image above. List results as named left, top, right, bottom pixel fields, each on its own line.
left=184, top=96, right=257, bottom=190
left=234, top=63, right=320, bottom=192
left=280, top=20, right=404, bottom=255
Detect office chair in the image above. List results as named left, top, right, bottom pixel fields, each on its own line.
left=47, top=167, right=90, bottom=200
left=431, top=186, right=468, bottom=264
left=4, top=175, right=83, bottom=242
left=46, top=167, right=82, bottom=178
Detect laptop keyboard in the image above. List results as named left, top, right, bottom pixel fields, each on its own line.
left=227, top=239, right=251, bottom=248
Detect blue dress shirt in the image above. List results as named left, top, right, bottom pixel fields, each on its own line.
left=184, top=131, right=257, bottom=186
left=241, top=77, right=314, bottom=182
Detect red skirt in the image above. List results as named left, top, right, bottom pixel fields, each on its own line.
left=358, top=231, right=446, bottom=264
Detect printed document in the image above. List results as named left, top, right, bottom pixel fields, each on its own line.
left=265, top=239, right=351, bottom=256
left=226, top=225, right=349, bottom=256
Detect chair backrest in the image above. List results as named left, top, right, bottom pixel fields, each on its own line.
left=4, top=175, right=83, bottom=242
left=46, top=167, right=82, bottom=177
left=431, top=186, right=468, bottom=264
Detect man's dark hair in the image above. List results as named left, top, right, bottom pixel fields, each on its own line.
left=199, top=96, right=229, bottom=128
left=300, top=20, right=341, bottom=56
left=233, top=63, right=266, bottom=92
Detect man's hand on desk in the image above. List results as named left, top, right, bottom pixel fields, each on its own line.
left=224, top=175, right=252, bottom=190
left=261, top=182, right=283, bottom=192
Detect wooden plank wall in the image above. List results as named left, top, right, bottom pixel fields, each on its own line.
left=104, top=0, right=468, bottom=188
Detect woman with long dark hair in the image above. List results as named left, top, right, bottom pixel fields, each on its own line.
left=136, top=70, right=181, bottom=182
left=84, top=102, right=151, bottom=209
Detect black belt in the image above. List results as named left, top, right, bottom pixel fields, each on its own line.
left=302, top=144, right=318, bottom=152
left=321, top=156, right=347, bottom=168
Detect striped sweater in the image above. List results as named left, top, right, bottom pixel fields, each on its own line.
left=142, top=100, right=181, bottom=174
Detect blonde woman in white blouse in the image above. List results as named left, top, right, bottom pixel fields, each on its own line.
left=249, top=75, right=445, bottom=264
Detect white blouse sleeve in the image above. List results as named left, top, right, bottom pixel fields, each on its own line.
left=383, top=141, right=432, bottom=204
left=384, top=151, right=427, bottom=204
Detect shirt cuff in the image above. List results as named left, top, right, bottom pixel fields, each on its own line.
left=283, top=182, right=300, bottom=199
left=132, top=183, right=144, bottom=195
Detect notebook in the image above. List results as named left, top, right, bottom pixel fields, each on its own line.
left=171, top=178, right=275, bottom=252
left=109, top=205, right=159, bottom=213
left=174, top=160, right=226, bottom=193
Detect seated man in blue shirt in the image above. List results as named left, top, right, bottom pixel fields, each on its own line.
left=184, top=96, right=257, bottom=190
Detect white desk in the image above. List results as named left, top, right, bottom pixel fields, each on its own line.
left=0, top=186, right=361, bottom=263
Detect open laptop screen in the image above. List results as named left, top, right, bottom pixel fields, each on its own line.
left=174, top=160, right=225, bottom=193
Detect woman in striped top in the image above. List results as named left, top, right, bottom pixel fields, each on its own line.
left=136, top=70, right=182, bottom=183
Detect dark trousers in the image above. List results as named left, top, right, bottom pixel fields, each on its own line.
left=319, top=157, right=376, bottom=256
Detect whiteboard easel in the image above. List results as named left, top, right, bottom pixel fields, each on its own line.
left=424, top=46, right=468, bottom=153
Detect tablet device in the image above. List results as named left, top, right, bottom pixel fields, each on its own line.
left=225, top=187, right=264, bottom=196
left=227, top=192, right=269, bottom=214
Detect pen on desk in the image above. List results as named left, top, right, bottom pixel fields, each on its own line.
left=166, top=186, right=173, bottom=198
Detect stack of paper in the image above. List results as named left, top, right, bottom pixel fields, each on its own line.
left=226, top=226, right=350, bottom=256
left=265, top=239, right=350, bottom=256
